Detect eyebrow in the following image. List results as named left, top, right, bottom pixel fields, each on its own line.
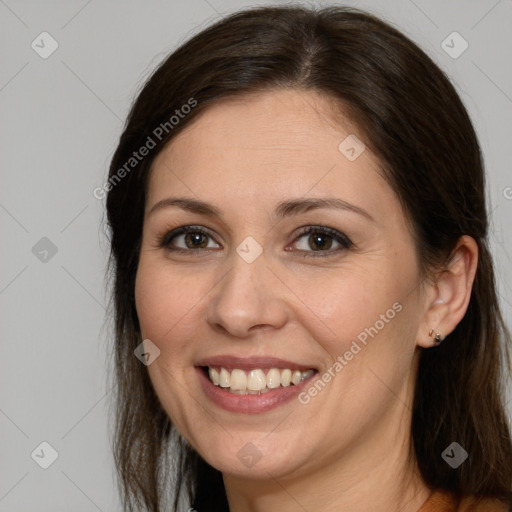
left=148, top=197, right=374, bottom=222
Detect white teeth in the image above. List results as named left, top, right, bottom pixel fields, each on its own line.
left=247, top=369, right=266, bottom=391
left=230, top=369, right=247, bottom=391
left=219, top=368, right=231, bottom=388
left=206, top=366, right=314, bottom=394
left=291, top=370, right=302, bottom=385
left=281, top=369, right=292, bottom=387
left=266, top=368, right=281, bottom=389
left=209, top=367, right=220, bottom=386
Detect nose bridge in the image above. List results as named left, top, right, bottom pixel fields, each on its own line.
left=227, top=252, right=263, bottom=298
left=206, top=246, right=287, bottom=337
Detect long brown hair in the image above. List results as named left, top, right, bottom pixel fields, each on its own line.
left=105, top=5, right=512, bottom=511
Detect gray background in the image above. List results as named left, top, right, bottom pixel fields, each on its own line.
left=1, top=0, right=511, bottom=510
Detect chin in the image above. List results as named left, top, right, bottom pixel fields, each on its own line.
left=184, top=428, right=314, bottom=482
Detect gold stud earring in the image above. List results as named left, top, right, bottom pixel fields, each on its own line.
left=429, top=328, right=444, bottom=345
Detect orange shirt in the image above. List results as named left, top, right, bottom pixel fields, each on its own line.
left=419, top=490, right=510, bottom=511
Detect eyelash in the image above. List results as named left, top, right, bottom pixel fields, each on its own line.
left=159, top=225, right=353, bottom=257
left=289, top=226, right=353, bottom=257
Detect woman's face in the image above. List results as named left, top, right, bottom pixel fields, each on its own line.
left=135, top=89, right=427, bottom=481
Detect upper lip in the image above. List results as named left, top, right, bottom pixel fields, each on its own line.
left=196, top=355, right=316, bottom=371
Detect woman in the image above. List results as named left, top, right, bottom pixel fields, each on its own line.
left=106, top=5, right=512, bottom=511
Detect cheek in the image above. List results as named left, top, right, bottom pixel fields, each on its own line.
left=134, top=259, right=207, bottom=434
left=135, top=264, right=168, bottom=341
left=289, top=262, right=411, bottom=351
left=292, top=263, right=422, bottom=414
left=295, top=269, right=419, bottom=421
left=134, top=256, right=209, bottom=347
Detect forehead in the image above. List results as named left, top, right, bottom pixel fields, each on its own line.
left=147, top=89, right=394, bottom=218
left=154, top=89, right=364, bottom=167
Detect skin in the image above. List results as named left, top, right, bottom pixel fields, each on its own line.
left=134, top=89, right=478, bottom=512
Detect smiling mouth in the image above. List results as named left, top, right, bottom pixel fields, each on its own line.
left=201, top=366, right=317, bottom=395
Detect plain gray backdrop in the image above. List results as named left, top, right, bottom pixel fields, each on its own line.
left=1, top=0, right=511, bottom=510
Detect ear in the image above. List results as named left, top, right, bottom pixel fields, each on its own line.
left=417, top=235, right=479, bottom=348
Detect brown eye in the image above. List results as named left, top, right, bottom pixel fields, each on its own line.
left=161, top=226, right=220, bottom=251
left=308, top=232, right=333, bottom=251
left=291, top=226, right=352, bottom=256
left=184, top=232, right=209, bottom=249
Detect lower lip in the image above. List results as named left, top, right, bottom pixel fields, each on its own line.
left=196, top=367, right=315, bottom=414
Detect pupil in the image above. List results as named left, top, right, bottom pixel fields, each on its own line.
left=186, top=233, right=207, bottom=248
left=310, top=233, right=332, bottom=250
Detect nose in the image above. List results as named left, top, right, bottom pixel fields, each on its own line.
left=206, top=251, right=289, bottom=339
